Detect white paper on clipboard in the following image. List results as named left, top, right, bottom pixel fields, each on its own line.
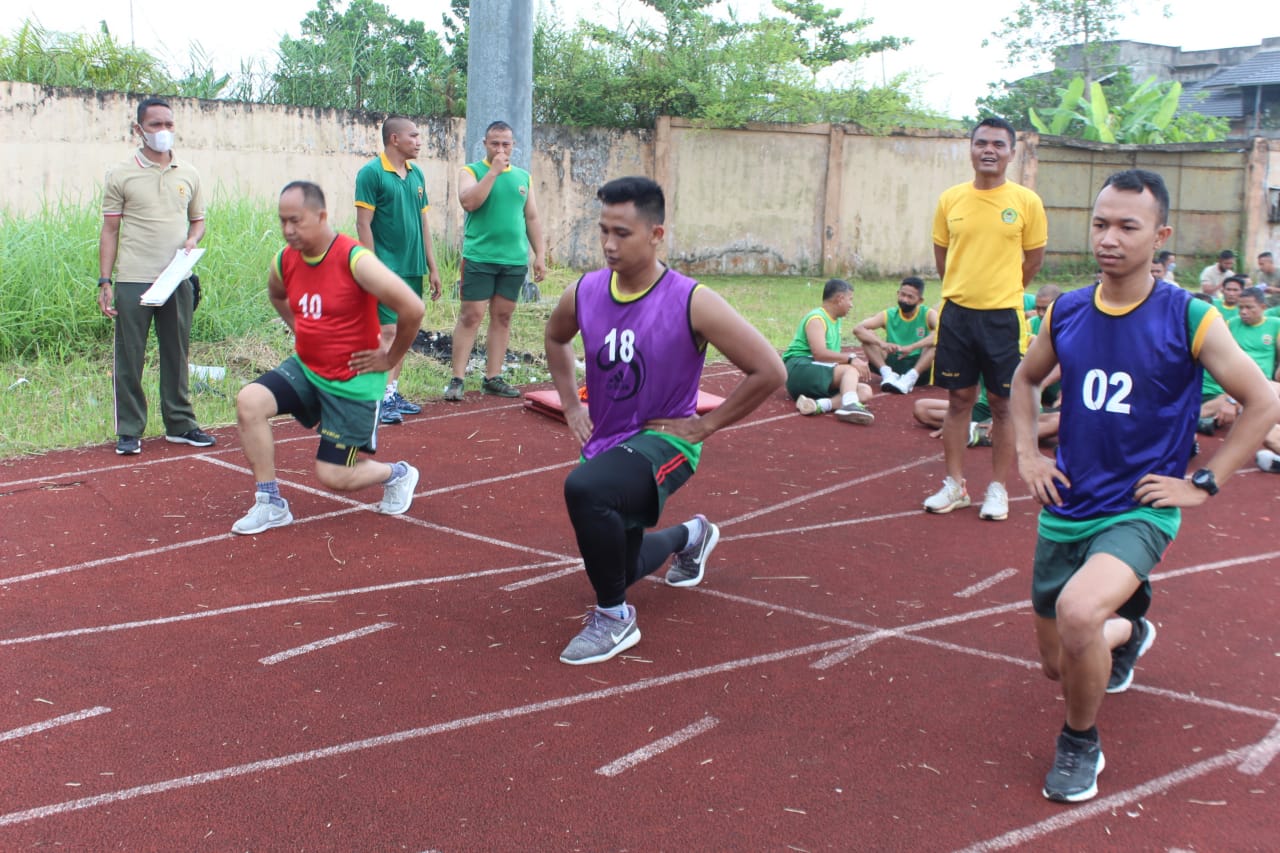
left=139, top=248, right=205, bottom=306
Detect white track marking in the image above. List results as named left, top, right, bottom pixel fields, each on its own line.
left=953, top=748, right=1249, bottom=852
left=719, top=454, right=942, bottom=527
left=0, top=559, right=577, bottom=648
left=500, top=564, right=582, bottom=591
left=1238, top=719, right=1280, bottom=775
left=0, top=635, right=867, bottom=827
left=0, top=707, right=111, bottom=743
left=953, top=569, right=1019, bottom=598
left=258, top=622, right=397, bottom=666
left=595, top=715, right=720, bottom=777
left=810, top=632, right=892, bottom=669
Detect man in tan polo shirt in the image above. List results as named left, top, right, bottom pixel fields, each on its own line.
left=97, top=96, right=215, bottom=455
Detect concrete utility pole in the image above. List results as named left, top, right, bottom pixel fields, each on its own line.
left=465, top=0, right=535, bottom=170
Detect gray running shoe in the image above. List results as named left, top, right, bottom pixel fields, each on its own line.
left=391, top=391, right=422, bottom=415
left=482, top=375, right=521, bottom=397
left=1106, top=617, right=1156, bottom=693
left=834, top=402, right=874, bottom=425
left=666, top=515, right=720, bottom=587
left=379, top=463, right=420, bottom=515
left=116, top=435, right=141, bottom=455
left=232, top=493, right=293, bottom=535
left=443, top=377, right=465, bottom=401
left=1042, top=731, right=1105, bottom=803
left=559, top=606, right=640, bottom=665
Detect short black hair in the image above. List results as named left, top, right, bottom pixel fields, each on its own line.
left=1222, top=275, right=1248, bottom=289
left=823, top=278, right=853, bottom=301
left=1100, top=169, right=1170, bottom=226
left=1219, top=249, right=1236, bottom=260
left=485, top=120, right=513, bottom=137
left=597, top=176, right=665, bottom=224
left=280, top=180, right=326, bottom=211
left=1157, top=250, right=1175, bottom=264
left=1260, top=251, right=1274, bottom=261
left=136, top=96, right=171, bottom=124
left=899, top=276, right=925, bottom=295
left=1190, top=292, right=1214, bottom=304
left=382, top=115, right=413, bottom=145
left=971, top=116, right=1016, bottom=148
left=1239, top=286, right=1267, bottom=304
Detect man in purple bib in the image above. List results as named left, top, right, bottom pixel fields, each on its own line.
left=546, top=176, right=785, bottom=665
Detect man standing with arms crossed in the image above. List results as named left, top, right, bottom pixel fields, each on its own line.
left=98, top=96, right=215, bottom=455
left=445, top=121, right=546, bottom=401
left=356, top=115, right=443, bottom=425
left=1013, top=169, right=1279, bottom=802
left=546, top=176, right=785, bottom=665
left=925, top=116, right=1047, bottom=520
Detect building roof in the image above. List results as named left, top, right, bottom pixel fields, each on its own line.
left=1200, top=51, right=1280, bottom=88
left=1179, top=84, right=1242, bottom=117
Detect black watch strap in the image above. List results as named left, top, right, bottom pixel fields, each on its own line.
left=98, top=277, right=112, bottom=287
left=1191, top=468, right=1219, bottom=496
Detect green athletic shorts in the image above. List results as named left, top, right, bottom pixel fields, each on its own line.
left=785, top=357, right=835, bottom=400
left=622, top=432, right=694, bottom=528
left=461, top=260, right=525, bottom=302
left=378, top=275, right=422, bottom=325
left=258, top=357, right=380, bottom=463
left=886, top=352, right=920, bottom=376
left=1031, top=518, right=1171, bottom=620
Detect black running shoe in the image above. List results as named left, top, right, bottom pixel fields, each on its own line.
left=1106, top=617, right=1155, bottom=694
left=1043, top=731, right=1105, bottom=803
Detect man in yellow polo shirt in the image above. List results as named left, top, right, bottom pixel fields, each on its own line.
left=925, top=116, right=1047, bottom=521
left=97, top=96, right=214, bottom=456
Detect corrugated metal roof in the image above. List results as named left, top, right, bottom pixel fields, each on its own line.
left=1179, top=84, right=1243, bottom=117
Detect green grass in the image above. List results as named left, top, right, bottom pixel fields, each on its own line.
left=0, top=197, right=1087, bottom=459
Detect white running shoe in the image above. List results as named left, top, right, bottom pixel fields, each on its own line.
left=796, top=395, right=820, bottom=416
left=379, top=463, right=420, bottom=515
left=923, top=477, right=970, bottom=513
left=1257, top=449, right=1280, bottom=473
left=979, top=482, right=1009, bottom=521
left=880, top=369, right=901, bottom=390
left=232, top=493, right=293, bottom=535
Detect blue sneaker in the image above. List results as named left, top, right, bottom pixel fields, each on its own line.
left=391, top=391, right=421, bottom=415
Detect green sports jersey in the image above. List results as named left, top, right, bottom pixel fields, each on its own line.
left=884, top=305, right=931, bottom=348
left=462, top=160, right=532, bottom=265
left=1212, top=297, right=1239, bottom=322
left=782, top=308, right=840, bottom=361
left=1203, top=315, right=1280, bottom=396
left=354, top=154, right=428, bottom=277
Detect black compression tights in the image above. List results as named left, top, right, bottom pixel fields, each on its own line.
left=563, top=446, right=690, bottom=608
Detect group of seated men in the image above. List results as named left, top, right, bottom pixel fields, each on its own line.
left=784, top=255, right=1280, bottom=474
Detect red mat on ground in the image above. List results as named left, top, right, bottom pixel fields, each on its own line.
left=523, top=387, right=726, bottom=422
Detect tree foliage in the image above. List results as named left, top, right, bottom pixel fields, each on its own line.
left=1026, top=71, right=1227, bottom=143
left=270, top=0, right=457, bottom=115
left=0, top=20, right=173, bottom=94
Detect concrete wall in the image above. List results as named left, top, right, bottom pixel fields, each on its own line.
left=2, top=82, right=1274, bottom=277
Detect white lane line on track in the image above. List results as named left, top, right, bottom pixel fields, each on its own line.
left=258, top=622, right=397, bottom=666
left=718, top=453, right=942, bottom=527
left=953, top=568, right=1019, bottom=598
left=1237, top=719, right=1280, bottom=775
left=595, top=715, right=720, bottom=777
left=500, top=564, right=582, bottom=591
left=952, top=747, right=1249, bottom=852
left=0, top=635, right=868, bottom=827
left=0, top=559, right=578, bottom=648
left=809, top=632, right=891, bottom=669
left=0, top=707, right=111, bottom=743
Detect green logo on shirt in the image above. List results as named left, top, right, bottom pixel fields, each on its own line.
left=1001, top=208, right=1018, bottom=224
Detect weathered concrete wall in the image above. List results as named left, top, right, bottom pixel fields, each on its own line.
left=2, top=82, right=1272, bottom=277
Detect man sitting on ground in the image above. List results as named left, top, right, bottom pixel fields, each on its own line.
left=1199, top=249, right=1235, bottom=298
left=1214, top=275, right=1246, bottom=321
left=782, top=278, right=874, bottom=424
left=853, top=276, right=938, bottom=394
left=1199, top=286, right=1280, bottom=435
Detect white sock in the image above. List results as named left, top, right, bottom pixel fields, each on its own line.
left=599, top=603, right=630, bottom=620
left=384, top=381, right=397, bottom=400
left=879, top=365, right=894, bottom=379
left=682, top=517, right=704, bottom=548
left=818, top=398, right=834, bottom=413
left=840, top=391, right=861, bottom=409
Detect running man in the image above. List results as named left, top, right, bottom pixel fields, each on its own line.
left=1012, top=169, right=1279, bottom=803
left=232, top=181, right=424, bottom=535
left=546, top=176, right=785, bottom=665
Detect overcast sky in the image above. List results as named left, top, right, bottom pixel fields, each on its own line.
left=2, top=0, right=1265, bottom=117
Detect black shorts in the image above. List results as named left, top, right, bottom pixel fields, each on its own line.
left=934, top=302, right=1025, bottom=397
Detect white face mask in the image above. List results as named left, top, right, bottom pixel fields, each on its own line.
left=142, top=129, right=175, bottom=153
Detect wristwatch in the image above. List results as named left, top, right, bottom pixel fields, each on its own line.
left=98, top=277, right=112, bottom=288
left=1190, top=468, right=1219, bottom=496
